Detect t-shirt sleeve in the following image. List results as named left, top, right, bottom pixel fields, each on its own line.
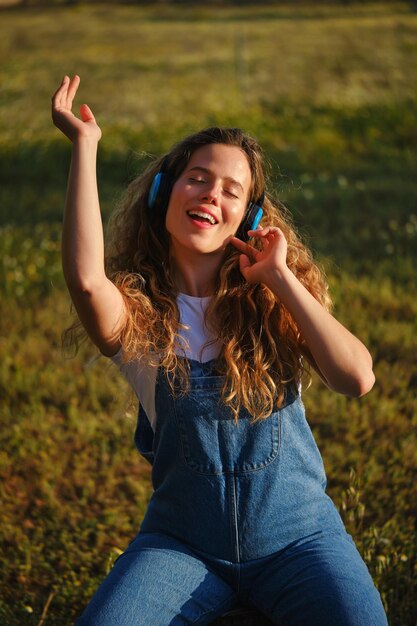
left=109, top=347, right=158, bottom=431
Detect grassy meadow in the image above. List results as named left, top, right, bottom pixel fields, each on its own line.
left=1, top=2, right=417, bottom=624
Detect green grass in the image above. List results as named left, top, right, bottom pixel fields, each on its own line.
left=1, top=3, right=417, bottom=625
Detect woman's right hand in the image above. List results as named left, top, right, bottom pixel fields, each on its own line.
left=51, top=75, right=102, bottom=143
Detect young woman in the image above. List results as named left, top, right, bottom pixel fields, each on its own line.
left=52, top=75, right=388, bottom=626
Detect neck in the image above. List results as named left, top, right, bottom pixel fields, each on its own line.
left=170, top=247, right=223, bottom=298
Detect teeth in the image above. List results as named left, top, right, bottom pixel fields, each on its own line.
left=187, top=211, right=217, bottom=225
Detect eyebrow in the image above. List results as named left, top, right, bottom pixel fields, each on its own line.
left=186, top=166, right=245, bottom=194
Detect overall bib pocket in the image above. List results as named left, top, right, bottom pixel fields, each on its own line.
left=173, top=375, right=281, bottom=476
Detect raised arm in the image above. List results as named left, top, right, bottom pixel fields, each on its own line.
left=230, top=228, right=375, bottom=397
left=52, top=75, right=126, bottom=356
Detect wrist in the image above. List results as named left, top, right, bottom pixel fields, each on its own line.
left=265, top=265, right=294, bottom=295
left=73, top=134, right=100, bottom=147
left=71, top=136, right=100, bottom=160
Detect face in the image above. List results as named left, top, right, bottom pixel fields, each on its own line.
left=165, top=143, right=252, bottom=261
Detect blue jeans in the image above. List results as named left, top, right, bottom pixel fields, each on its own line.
left=75, top=530, right=388, bottom=625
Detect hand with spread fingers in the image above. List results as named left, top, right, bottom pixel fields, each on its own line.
left=230, top=226, right=289, bottom=288
left=51, top=75, right=102, bottom=143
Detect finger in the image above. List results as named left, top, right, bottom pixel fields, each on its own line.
left=247, top=226, right=281, bottom=237
left=66, top=74, right=80, bottom=109
left=239, top=254, right=252, bottom=276
left=51, top=75, right=70, bottom=108
left=229, top=236, right=248, bottom=253
left=80, top=103, right=95, bottom=123
left=259, top=236, right=271, bottom=250
left=230, top=236, right=256, bottom=258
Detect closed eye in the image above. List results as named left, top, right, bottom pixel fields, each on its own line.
left=225, top=189, right=239, bottom=199
left=188, top=177, right=206, bottom=184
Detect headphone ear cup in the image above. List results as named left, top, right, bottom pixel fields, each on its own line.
left=236, top=201, right=264, bottom=242
left=148, top=172, right=163, bottom=209
left=148, top=172, right=174, bottom=216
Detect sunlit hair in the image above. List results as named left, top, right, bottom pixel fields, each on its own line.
left=64, top=127, right=332, bottom=422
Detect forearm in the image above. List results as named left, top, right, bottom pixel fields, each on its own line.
left=267, top=267, right=375, bottom=397
left=61, top=138, right=106, bottom=290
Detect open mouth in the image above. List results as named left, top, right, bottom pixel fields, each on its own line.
left=186, top=210, right=218, bottom=225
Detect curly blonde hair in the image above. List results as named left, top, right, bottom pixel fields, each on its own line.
left=66, top=127, right=331, bottom=422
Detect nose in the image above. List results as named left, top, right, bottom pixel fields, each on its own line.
left=199, top=180, right=220, bottom=204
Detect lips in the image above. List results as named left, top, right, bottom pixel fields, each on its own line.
left=186, top=207, right=219, bottom=225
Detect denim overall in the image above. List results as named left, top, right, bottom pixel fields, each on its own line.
left=77, top=358, right=388, bottom=626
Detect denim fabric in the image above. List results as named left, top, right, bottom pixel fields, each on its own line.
left=76, top=531, right=388, bottom=626
left=76, top=358, right=388, bottom=625
left=139, top=359, right=344, bottom=562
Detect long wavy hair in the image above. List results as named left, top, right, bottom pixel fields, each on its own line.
left=65, top=127, right=331, bottom=422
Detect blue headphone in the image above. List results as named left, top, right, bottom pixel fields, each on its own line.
left=148, top=163, right=264, bottom=243
left=235, top=193, right=264, bottom=241
left=147, top=170, right=172, bottom=215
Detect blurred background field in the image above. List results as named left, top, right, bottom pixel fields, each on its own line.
left=0, top=2, right=416, bottom=624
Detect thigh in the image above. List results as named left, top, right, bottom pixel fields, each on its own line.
left=248, top=531, right=388, bottom=626
left=75, top=533, right=238, bottom=626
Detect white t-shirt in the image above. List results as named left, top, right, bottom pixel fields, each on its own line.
left=110, top=293, right=221, bottom=431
